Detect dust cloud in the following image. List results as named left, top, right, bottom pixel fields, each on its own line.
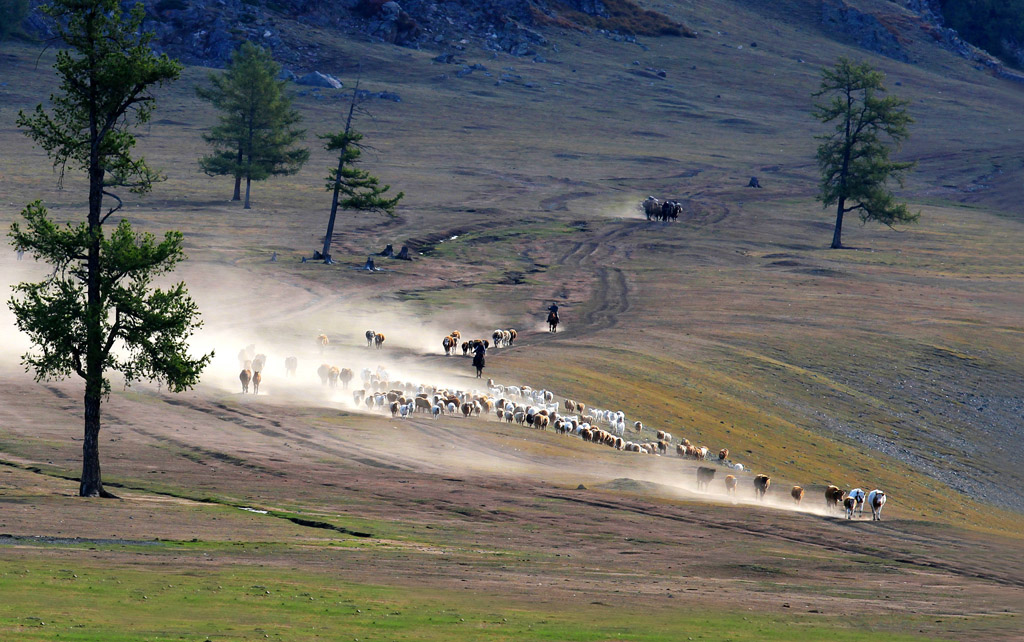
left=1, top=251, right=847, bottom=520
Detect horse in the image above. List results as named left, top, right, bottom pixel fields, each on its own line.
left=547, top=311, right=559, bottom=333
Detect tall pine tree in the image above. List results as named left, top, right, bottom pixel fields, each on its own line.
left=12, top=0, right=211, bottom=497
left=198, top=41, right=308, bottom=209
left=813, top=58, right=917, bottom=249
left=319, top=89, right=403, bottom=264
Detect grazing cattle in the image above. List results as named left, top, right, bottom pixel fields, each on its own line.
left=753, top=474, right=771, bottom=500
left=252, top=371, right=261, bottom=394
left=867, top=490, right=886, bottom=520
left=791, top=486, right=804, bottom=504
left=374, top=332, right=385, bottom=349
left=317, top=363, right=330, bottom=386
left=317, top=334, right=329, bottom=353
left=724, top=474, right=737, bottom=495
left=696, top=466, right=716, bottom=491
left=239, top=369, right=251, bottom=393
left=285, top=356, right=298, bottom=376
left=365, top=330, right=375, bottom=347
left=825, top=485, right=844, bottom=512
left=847, top=488, right=866, bottom=516
left=843, top=496, right=856, bottom=519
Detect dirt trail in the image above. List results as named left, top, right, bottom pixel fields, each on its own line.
left=546, top=221, right=638, bottom=339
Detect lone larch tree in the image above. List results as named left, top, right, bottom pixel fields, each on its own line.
left=198, top=41, right=309, bottom=208
left=319, top=87, right=403, bottom=264
left=11, top=0, right=211, bottom=497
left=813, top=58, right=917, bottom=249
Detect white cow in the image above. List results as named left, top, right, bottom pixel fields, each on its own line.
left=866, top=489, right=887, bottom=521
left=848, top=488, right=866, bottom=517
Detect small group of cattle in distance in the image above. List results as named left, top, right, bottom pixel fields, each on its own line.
left=697, top=469, right=888, bottom=519
left=441, top=329, right=517, bottom=357
left=317, top=363, right=354, bottom=389
left=365, top=330, right=386, bottom=349
left=238, top=346, right=304, bottom=394
left=825, top=485, right=887, bottom=520
left=441, top=331, right=462, bottom=355
left=641, top=196, right=681, bottom=222
left=491, top=328, right=517, bottom=348
left=237, top=345, right=267, bottom=394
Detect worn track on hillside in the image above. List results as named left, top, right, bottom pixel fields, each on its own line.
left=547, top=222, right=638, bottom=339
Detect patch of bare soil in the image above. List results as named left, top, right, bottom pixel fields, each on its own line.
left=0, top=377, right=1022, bottom=639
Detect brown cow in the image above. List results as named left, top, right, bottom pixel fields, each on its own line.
left=791, top=486, right=804, bottom=504
left=724, top=474, right=737, bottom=495
left=825, top=485, right=844, bottom=512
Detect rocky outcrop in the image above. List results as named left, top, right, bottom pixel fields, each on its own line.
left=21, top=0, right=689, bottom=68
left=821, top=0, right=910, bottom=62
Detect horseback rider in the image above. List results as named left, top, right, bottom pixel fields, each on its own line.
left=546, top=303, right=560, bottom=332
left=472, top=342, right=486, bottom=378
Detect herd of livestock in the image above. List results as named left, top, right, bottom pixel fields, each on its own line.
left=234, top=330, right=889, bottom=521
left=642, top=196, right=681, bottom=222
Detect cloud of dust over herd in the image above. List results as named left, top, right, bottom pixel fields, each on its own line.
left=0, top=250, right=838, bottom=519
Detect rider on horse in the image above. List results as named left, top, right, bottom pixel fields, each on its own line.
left=547, top=303, right=559, bottom=333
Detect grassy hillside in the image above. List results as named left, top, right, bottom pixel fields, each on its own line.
left=1, top=0, right=1023, bottom=639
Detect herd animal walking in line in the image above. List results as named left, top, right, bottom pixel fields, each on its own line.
left=642, top=196, right=681, bottom=222
left=232, top=329, right=891, bottom=522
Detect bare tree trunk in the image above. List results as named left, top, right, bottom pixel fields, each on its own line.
left=321, top=156, right=345, bottom=263
left=232, top=146, right=242, bottom=201
left=244, top=177, right=251, bottom=209
left=80, top=388, right=103, bottom=496
left=321, top=86, right=359, bottom=263
left=831, top=199, right=845, bottom=249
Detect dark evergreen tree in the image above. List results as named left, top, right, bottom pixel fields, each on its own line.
left=813, top=58, right=917, bottom=249
left=319, top=89, right=403, bottom=264
left=198, top=41, right=309, bottom=208
left=12, top=0, right=211, bottom=498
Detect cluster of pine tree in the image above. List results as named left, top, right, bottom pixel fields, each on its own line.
left=940, top=0, right=1024, bottom=67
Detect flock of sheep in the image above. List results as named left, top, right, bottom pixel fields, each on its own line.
left=233, top=330, right=890, bottom=521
